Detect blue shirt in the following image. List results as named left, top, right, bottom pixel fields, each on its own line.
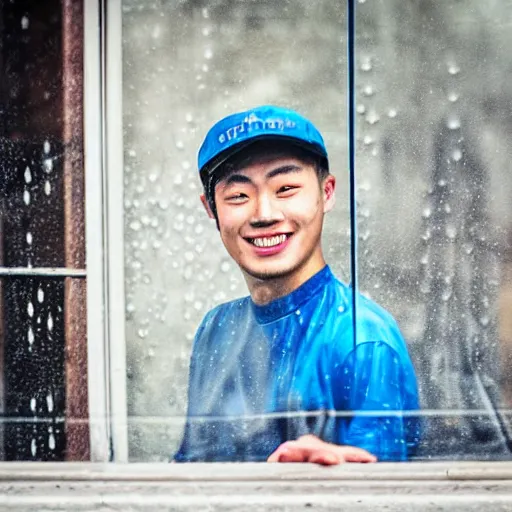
left=174, top=266, right=420, bottom=462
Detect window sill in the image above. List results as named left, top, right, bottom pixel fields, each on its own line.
left=1, top=462, right=511, bottom=511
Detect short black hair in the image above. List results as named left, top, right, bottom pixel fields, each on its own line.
left=201, top=139, right=329, bottom=221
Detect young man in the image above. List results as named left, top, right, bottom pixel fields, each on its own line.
left=174, top=105, right=420, bottom=464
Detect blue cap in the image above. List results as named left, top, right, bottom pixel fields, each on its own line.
left=198, top=105, right=328, bottom=178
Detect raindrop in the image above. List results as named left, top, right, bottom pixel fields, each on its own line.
left=194, top=224, right=204, bottom=235
left=220, top=261, right=230, bottom=273
left=44, top=140, right=51, bottom=154
left=184, top=251, right=194, bottom=262
left=23, top=189, right=30, bottom=206
left=447, top=115, right=461, bottom=130
left=447, top=63, right=460, bottom=75
left=137, top=329, right=147, bottom=339
left=479, top=316, right=489, bottom=327
left=387, top=108, right=397, bottom=118
left=438, top=179, right=447, bottom=187
left=448, top=92, right=459, bottom=102
left=129, top=220, right=141, bottom=231
left=126, top=302, right=135, bottom=313
left=44, top=158, right=53, bottom=173
left=24, top=166, right=32, bottom=183
left=452, top=148, right=462, bottom=162
left=442, top=289, right=452, bottom=301
left=337, top=306, right=345, bottom=313
left=148, top=172, right=158, bottom=183
left=356, top=104, right=366, bottom=114
left=202, top=7, right=209, bottom=18
left=28, top=302, right=34, bottom=317
left=182, top=160, right=191, bottom=170
left=37, top=288, right=44, bottom=303
left=420, top=254, right=429, bottom=265
left=366, top=110, right=380, bottom=125
left=202, top=26, right=211, bottom=36
left=422, top=207, right=432, bottom=219
left=28, top=326, right=35, bottom=345
left=128, top=148, right=136, bottom=157
left=31, top=439, right=37, bottom=457
left=295, top=309, right=301, bottom=316
left=360, top=57, right=372, bottom=72
left=174, top=173, right=183, bottom=185
left=185, top=113, right=194, bottom=123
left=30, top=398, right=36, bottom=412
left=21, top=16, right=29, bottom=29
left=176, top=140, right=184, bottom=149
left=444, top=203, right=451, bottom=214
left=44, top=180, right=51, bottom=195
left=26, top=232, right=33, bottom=245
left=193, top=301, right=203, bottom=311
left=48, top=433, right=56, bottom=451
left=363, top=135, right=373, bottom=145
left=204, top=48, right=213, bottom=60
left=446, top=225, right=457, bottom=239
left=362, top=84, right=375, bottom=97
left=46, top=393, right=54, bottom=413
left=47, top=313, right=54, bottom=332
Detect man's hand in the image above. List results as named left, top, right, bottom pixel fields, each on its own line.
left=267, top=434, right=377, bottom=465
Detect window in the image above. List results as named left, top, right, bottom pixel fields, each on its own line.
left=0, top=0, right=511, bottom=464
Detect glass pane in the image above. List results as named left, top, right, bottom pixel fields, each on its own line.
left=122, top=1, right=350, bottom=460
left=356, top=1, right=512, bottom=458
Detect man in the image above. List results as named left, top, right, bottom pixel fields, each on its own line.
left=174, top=105, right=420, bottom=464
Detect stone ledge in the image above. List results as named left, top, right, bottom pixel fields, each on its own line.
left=0, top=462, right=512, bottom=511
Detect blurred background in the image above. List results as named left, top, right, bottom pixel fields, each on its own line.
left=0, top=0, right=511, bottom=462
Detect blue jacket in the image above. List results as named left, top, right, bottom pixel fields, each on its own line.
left=175, top=266, right=420, bottom=461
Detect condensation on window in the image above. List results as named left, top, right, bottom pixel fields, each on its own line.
left=355, top=1, right=512, bottom=458
left=122, top=1, right=351, bottom=460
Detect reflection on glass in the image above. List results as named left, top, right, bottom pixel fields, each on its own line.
left=122, top=1, right=351, bottom=460
left=356, top=1, right=512, bottom=458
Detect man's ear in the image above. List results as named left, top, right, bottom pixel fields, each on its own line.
left=200, top=193, right=216, bottom=219
left=322, top=174, right=336, bottom=213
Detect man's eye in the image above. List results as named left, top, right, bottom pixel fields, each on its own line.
left=277, top=185, right=298, bottom=195
left=225, top=193, right=248, bottom=203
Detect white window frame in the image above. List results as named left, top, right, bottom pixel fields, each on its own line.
left=84, top=0, right=128, bottom=462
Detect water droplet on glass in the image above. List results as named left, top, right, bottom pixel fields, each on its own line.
left=129, top=220, right=141, bottom=231
left=24, top=166, right=32, bottom=183
left=27, top=301, right=34, bottom=317
left=447, top=115, right=461, bottom=130
left=202, top=7, right=209, bottom=18
left=44, top=180, right=51, bottom=195
left=447, top=63, right=460, bottom=75
left=362, top=84, right=374, bottom=97
left=21, top=16, right=29, bottom=29
left=28, top=326, right=35, bottom=345
left=30, top=397, right=36, bottom=412
left=46, top=393, right=54, bottom=413
left=204, top=48, right=213, bottom=60
left=137, top=329, right=147, bottom=339
left=360, top=57, right=372, bottom=72
left=448, top=92, right=459, bottom=102
left=126, top=302, right=135, bottom=313
left=31, top=439, right=37, bottom=457
left=193, top=301, right=203, bottom=311
left=128, top=148, right=136, bottom=157
left=479, top=315, right=489, bottom=327
left=444, top=203, right=451, bottom=214
left=48, top=433, right=56, bottom=451
left=387, top=108, right=398, bottom=118
left=26, top=232, right=33, bottom=245
left=44, top=140, right=51, bottom=154
left=184, top=251, right=194, bottom=262
left=438, top=179, right=447, bottom=187
left=446, top=225, right=457, bottom=239
left=338, top=306, right=345, bottom=313
left=44, top=158, right=53, bottom=173
left=366, top=110, right=380, bottom=125
left=47, top=312, right=53, bottom=332
left=175, top=140, right=184, bottom=150
left=356, top=104, right=366, bottom=114
left=363, top=135, right=373, bottom=146
left=422, top=207, right=432, bottom=219
left=442, top=289, right=452, bottom=301
left=452, top=148, right=462, bottom=162
left=420, top=254, right=429, bottom=265
left=220, top=261, right=230, bottom=273
left=37, top=288, right=44, bottom=303
left=23, top=189, right=30, bottom=206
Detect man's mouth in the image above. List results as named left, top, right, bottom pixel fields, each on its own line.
left=247, top=234, right=290, bottom=248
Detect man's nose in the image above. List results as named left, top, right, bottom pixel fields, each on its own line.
left=250, top=194, right=284, bottom=227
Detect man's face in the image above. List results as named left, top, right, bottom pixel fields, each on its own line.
left=201, top=155, right=336, bottom=286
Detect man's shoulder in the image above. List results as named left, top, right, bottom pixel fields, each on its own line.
left=198, top=295, right=253, bottom=330
left=355, top=293, right=407, bottom=352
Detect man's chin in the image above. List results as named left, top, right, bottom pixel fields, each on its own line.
left=241, top=263, right=298, bottom=282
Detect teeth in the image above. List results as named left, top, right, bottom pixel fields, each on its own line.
left=252, top=235, right=287, bottom=248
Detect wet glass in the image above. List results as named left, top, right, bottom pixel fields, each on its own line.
left=122, top=0, right=350, bottom=460
left=355, top=1, right=512, bottom=458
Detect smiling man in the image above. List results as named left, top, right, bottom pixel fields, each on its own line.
left=174, top=105, right=420, bottom=464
